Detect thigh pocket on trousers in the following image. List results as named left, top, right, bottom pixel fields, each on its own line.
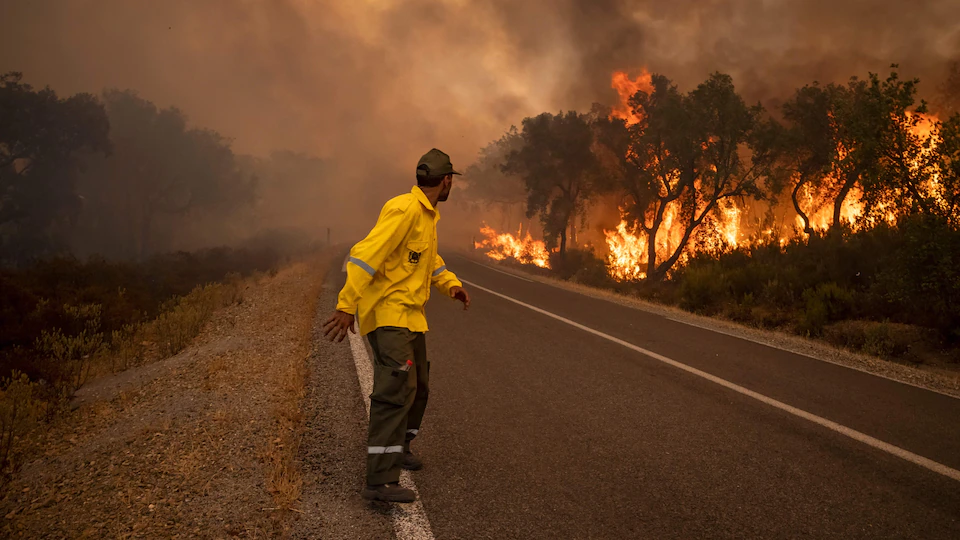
left=371, top=364, right=413, bottom=407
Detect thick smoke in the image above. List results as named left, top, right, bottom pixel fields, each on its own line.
left=1, top=0, right=957, bottom=245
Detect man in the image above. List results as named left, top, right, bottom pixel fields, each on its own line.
left=323, top=148, right=471, bottom=503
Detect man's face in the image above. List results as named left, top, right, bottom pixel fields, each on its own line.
left=437, top=174, right=453, bottom=202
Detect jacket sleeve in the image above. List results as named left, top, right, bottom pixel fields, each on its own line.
left=336, top=203, right=414, bottom=314
left=430, top=253, right=462, bottom=297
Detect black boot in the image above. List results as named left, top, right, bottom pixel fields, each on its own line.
left=362, top=482, right=416, bottom=503
left=401, top=450, right=423, bottom=471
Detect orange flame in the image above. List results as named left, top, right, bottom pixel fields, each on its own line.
left=603, top=199, right=743, bottom=281
left=610, top=70, right=653, bottom=126
left=487, top=69, right=946, bottom=283
left=474, top=223, right=551, bottom=268
left=604, top=220, right=647, bottom=281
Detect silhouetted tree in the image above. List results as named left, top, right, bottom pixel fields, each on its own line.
left=0, top=72, right=110, bottom=265
left=778, top=67, right=945, bottom=232
left=504, top=111, right=604, bottom=257
left=776, top=84, right=840, bottom=234
left=75, top=90, right=254, bottom=259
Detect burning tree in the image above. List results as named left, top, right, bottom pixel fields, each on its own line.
left=503, top=111, right=606, bottom=258
left=776, top=67, right=947, bottom=233
left=596, top=72, right=772, bottom=282
left=934, top=114, right=960, bottom=224
left=776, top=83, right=840, bottom=234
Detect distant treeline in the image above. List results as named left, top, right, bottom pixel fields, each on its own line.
left=0, top=72, right=331, bottom=267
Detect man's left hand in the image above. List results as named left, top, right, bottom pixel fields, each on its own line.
left=450, top=286, right=471, bottom=310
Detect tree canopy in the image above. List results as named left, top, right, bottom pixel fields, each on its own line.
left=0, top=73, right=110, bottom=265
left=504, top=111, right=606, bottom=257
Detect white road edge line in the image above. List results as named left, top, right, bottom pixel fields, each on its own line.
left=346, top=319, right=436, bottom=539
left=463, top=258, right=534, bottom=282
left=461, top=278, right=960, bottom=483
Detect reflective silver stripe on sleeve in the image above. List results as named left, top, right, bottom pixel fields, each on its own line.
left=349, top=257, right=376, bottom=276
left=431, top=265, right=447, bottom=277
left=406, top=429, right=419, bottom=435
left=368, top=445, right=404, bottom=454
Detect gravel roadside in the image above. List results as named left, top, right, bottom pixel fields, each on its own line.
left=290, top=263, right=395, bottom=539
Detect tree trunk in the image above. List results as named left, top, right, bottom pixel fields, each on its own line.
left=558, top=228, right=567, bottom=258
left=792, top=180, right=814, bottom=234
left=645, top=213, right=661, bottom=280
left=832, top=176, right=856, bottom=231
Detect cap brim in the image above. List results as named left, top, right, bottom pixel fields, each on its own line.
left=451, top=169, right=462, bottom=175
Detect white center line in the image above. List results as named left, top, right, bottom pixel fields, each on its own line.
left=346, top=326, right=436, bottom=540
left=461, top=278, right=960, bottom=483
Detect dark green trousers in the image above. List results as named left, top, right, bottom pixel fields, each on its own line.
left=366, top=326, right=429, bottom=486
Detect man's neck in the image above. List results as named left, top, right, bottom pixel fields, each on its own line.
left=418, top=185, right=442, bottom=208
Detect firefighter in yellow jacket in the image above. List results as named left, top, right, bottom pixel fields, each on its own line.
left=323, top=148, right=471, bottom=503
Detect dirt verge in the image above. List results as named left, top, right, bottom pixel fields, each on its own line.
left=1, top=258, right=326, bottom=538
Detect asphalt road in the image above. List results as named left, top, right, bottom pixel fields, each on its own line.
left=395, top=253, right=960, bottom=539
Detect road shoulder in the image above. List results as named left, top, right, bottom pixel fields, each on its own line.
left=290, top=265, right=395, bottom=539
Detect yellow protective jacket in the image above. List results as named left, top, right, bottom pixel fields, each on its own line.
left=336, top=186, right=462, bottom=335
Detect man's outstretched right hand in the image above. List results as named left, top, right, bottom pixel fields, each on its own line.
left=323, top=310, right=356, bottom=342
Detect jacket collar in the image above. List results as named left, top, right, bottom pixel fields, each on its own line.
left=412, top=185, right=439, bottom=216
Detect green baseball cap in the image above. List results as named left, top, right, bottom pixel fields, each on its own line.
left=416, top=148, right=461, bottom=178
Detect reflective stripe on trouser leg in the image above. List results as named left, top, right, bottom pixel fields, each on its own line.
left=368, top=445, right=404, bottom=454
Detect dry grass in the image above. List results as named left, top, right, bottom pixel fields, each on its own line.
left=265, top=255, right=325, bottom=517
left=154, top=281, right=241, bottom=357
left=0, top=254, right=330, bottom=537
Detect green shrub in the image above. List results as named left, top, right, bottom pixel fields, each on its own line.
left=34, top=303, right=105, bottom=398
left=1, top=247, right=274, bottom=381
left=726, top=292, right=755, bottom=323
left=824, top=320, right=925, bottom=359
left=798, top=283, right=854, bottom=336
left=677, top=266, right=729, bottom=313
left=550, top=249, right=610, bottom=284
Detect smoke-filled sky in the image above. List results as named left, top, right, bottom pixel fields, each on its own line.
left=2, top=0, right=958, bottom=236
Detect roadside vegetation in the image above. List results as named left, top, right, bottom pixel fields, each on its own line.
left=0, top=248, right=280, bottom=485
